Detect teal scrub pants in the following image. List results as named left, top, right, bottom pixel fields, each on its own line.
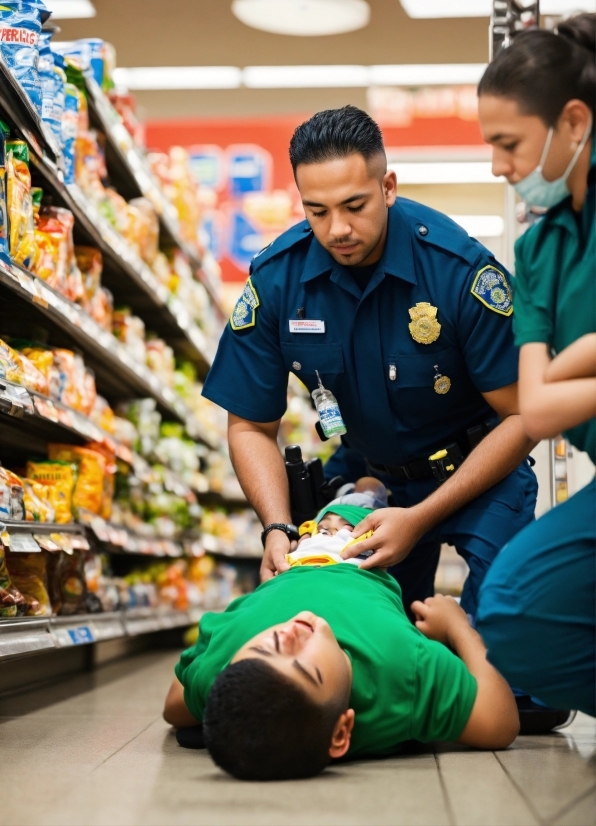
left=476, top=478, right=596, bottom=717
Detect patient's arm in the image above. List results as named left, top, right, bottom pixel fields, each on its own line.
left=163, top=677, right=201, bottom=728
left=411, top=595, right=519, bottom=749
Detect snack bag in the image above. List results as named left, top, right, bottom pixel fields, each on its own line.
left=6, top=140, right=33, bottom=265
left=22, top=476, right=55, bottom=522
left=0, top=2, right=43, bottom=114
left=86, top=441, right=116, bottom=520
left=52, top=348, right=87, bottom=410
left=48, top=444, right=106, bottom=516
left=0, top=466, right=25, bottom=520
left=62, top=82, right=79, bottom=185
left=26, top=459, right=75, bottom=524
left=20, top=345, right=59, bottom=398
left=74, top=246, right=102, bottom=307
left=6, top=549, right=51, bottom=616
left=0, top=120, right=10, bottom=265
left=47, top=549, right=87, bottom=615
left=89, top=285, right=112, bottom=331
left=0, top=542, right=26, bottom=617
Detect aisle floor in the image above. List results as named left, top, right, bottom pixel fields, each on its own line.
left=1, top=650, right=595, bottom=826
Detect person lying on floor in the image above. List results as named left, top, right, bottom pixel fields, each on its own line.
left=163, top=488, right=519, bottom=781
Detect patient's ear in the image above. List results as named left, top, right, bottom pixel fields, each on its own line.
left=328, top=709, right=355, bottom=759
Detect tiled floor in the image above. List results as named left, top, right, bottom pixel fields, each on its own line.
left=0, top=651, right=594, bottom=826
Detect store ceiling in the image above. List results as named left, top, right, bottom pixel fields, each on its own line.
left=55, top=0, right=489, bottom=120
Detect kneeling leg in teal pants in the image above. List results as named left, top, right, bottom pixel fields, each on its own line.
left=476, top=478, right=596, bottom=717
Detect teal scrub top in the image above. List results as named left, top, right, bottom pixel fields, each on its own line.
left=513, top=140, right=596, bottom=462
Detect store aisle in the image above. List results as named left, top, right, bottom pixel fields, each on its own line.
left=0, top=651, right=594, bottom=826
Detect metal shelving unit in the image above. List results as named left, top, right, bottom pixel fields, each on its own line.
left=0, top=60, right=245, bottom=663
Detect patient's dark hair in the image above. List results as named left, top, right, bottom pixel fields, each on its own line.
left=478, top=13, right=595, bottom=127
left=202, top=659, right=345, bottom=781
left=289, top=105, right=385, bottom=174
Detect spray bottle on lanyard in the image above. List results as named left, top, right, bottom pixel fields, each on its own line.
left=311, top=371, right=347, bottom=438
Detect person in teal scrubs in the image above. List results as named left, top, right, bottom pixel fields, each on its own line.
left=475, top=13, right=596, bottom=717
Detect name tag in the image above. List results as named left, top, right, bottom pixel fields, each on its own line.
left=289, top=319, right=326, bottom=334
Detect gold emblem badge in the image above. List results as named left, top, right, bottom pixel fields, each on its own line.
left=433, top=365, right=451, bottom=395
left=434, top=375, right=451, bottom=394
left=408, top=302, right=441, bottom=344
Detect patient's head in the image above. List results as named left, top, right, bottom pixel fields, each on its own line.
left=202, top=611, right=354, bottom=780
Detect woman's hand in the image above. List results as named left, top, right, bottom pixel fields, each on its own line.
left=340, top=507, right=426, bottom=569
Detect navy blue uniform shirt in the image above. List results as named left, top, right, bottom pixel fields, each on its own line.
left=203, top=199, right=519, bottom=466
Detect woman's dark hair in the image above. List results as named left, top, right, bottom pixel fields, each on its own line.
left=478, top=13, right=595, bottom=127
left=289, top=105, right=385, bottom=174
left=202, top=659, right=346, bottom=781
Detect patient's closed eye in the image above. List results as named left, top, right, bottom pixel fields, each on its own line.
left=249, top=646, right=272, bottom=657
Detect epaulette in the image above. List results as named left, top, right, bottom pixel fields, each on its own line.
left=249, top=220, right=312, bottom=274
left=398, top=198, right=479, bottom=265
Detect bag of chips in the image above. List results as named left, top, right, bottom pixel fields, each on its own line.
left=23, top=477, right=55, bottom=522
left=47, top=549, right=87, bottom=615
left=6, top=140, right=35, bottom=266
left=0, top=542, right=26, bottom=617
left=0, top=2, right=43, bottom=115
left=48, top=444, right=106, bottom=516
left=26, top=459, right=75, bottom=524
left=6, top=549, right=51, bottom=616
left=0, top=120, right=11, bottom=265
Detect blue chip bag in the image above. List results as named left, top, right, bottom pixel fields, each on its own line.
left=0, top=1, right=45, bottom=115
left=0, top=120, right=11, bottom=265
left=62, top=82, right=78, bottom=185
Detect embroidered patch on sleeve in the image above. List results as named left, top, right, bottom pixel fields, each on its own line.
left=230, top=277, right=261, bottom=331
left=470, top=266, right=513, bottom=316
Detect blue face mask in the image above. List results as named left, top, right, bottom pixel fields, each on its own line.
left=513, top=118, right=593, bottom=209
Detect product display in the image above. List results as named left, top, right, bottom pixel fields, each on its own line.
left=0, top=3, right=262, bottom=665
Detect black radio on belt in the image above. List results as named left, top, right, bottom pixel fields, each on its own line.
left=284, top=444, right=344, bottom=524
left=428, top=443, right=466, bottom=484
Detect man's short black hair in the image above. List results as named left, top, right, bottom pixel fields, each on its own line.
left=202, top=658, right=346, bottom=781
left=289, top=105, right=385, bottom=174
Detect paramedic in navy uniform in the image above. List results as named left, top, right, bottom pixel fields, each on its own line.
left=203, top=106, right=538, bottom=621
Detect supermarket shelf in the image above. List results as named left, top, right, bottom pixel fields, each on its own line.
left=0, top=54, right=60, bottom=163
left=29, top=158, right=214, bottom=376
left=83, top=77, right=226, bottom=320
left=0, top=262, right=215, bottom=447
left=0, top=379, right=135, bottom=465
left=0, top=607, right=208, bottom=660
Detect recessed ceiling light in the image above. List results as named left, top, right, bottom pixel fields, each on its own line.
left=48, top=0, right=96, bottom=19
left=232, top=0, right=371, bottom=36
left=114, top=63, right=486, bottom=91
left=400, top=0, right=594, bottom=17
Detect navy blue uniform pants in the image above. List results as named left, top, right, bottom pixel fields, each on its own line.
left=477, top=478, right=596, bottom=717
left=324, top=446, right=538, bottom=620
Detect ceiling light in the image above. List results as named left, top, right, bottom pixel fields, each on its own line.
left=370, top=64, right=486, bottom=85
left=390, top=161, right=504, bottom=184
left=112, top=66, right=243, bottom=91
left=449, top=215, right=505, bottom=236
left=113, top=63, right=488, bottom=90
left=47, top=0, right=96, bottom=18
left=400, top=0, right=594, bottom=17
left=244, top=64, right=369, bottom=87
left=232, top=0, right=371, bottom=36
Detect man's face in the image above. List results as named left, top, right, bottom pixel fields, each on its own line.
left=232, top=611, right=352, bottom=706
left=295, top=152, right=398, bottom=267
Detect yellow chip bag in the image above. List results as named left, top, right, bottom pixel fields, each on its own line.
left=26, top=460, right=75, bottom=524
left=47, top=444, right=106, bottom=516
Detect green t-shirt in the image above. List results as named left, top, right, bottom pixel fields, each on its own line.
left=512, top=140, right=596, bottom=461
left=175, top=566, right=477, bottom=756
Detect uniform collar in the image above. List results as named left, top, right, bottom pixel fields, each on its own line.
left=300, top=202, right=417, bottom=285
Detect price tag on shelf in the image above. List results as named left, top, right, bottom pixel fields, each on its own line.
left=34, top=535, right=62, bottom=551
left=9, top=533, right=41, bottom=553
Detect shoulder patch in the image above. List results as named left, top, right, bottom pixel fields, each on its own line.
left=470, top=266, right=513, bottom=317
left=230, top=277, right=260, bottom=331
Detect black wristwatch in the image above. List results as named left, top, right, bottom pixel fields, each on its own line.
left=261, top=522, right=300, bottom=548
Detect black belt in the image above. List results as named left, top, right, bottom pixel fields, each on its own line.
left=367, top=421, right=496, bottom=482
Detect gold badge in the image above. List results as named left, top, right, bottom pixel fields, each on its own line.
left=433, top=364, right=451, bottom=394
left=408, top=302, right=441, bottom=344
